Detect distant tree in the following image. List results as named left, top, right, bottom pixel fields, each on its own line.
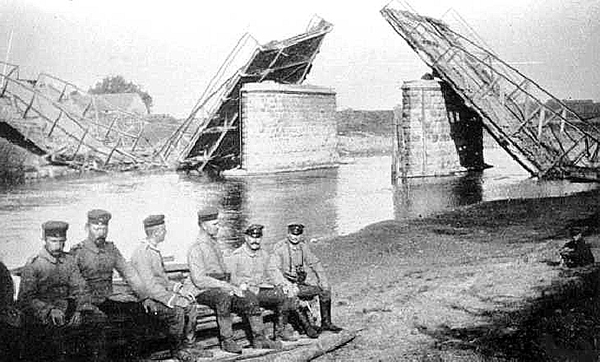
left=89, top=75, right=153, bottom=112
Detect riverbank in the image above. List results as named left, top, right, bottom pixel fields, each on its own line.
left=311, top=189, right=600, bottom=361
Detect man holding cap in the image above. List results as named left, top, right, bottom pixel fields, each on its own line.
left=272, top=223, right=343, bottom=334
left=130, top=214, right=211, bottom=361
left=182, top=209, right=281, bottom=353
left=226, top=223, right=298, bottom=342
left=70, top=209, right=147, bottom=357
left=18, top=220, right=108, bottom=361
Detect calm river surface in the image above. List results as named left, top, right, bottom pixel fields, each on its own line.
left=1, top=148, right=597, bottom=270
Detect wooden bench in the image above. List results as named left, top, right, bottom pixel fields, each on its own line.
left=11, top=263, right=355, bottom=361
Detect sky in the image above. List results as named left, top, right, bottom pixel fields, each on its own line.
left=0, top=0, right=599, bottom=117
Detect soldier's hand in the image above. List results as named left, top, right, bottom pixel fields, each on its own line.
left=174, top=296, right=190, bottom=308
left=143, top=299, right=158, bottom=315
left=290, top=284, right=300, bottom=297
left=49, top=308, right=65, bottom=326
left=230, top=286, right=245, bottom=297
left=68, top=311, right=82, bottom=327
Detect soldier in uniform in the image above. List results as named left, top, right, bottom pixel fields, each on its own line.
left=226, top=224, right=299, bottom=342
left=70, top=209, right=148, bottom=357
left=181, top=210, right=281, bottom=353
left=272, top=223, right=343, bottom=334
left=17, top=220, right=108, bottom=361
left=130, top=214, right=212, bottom=361
left=560, top=229, right=595, bottom=268
left=0, top=260, right=22, bottom=359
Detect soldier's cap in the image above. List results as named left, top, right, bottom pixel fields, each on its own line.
left=244, top=224, right=264, bottom=238
left=287, top=223, right=305, bottom=236
left=197, top=209, right=219, bottom=224
left=143, top=214, right=165, bottom=228
left=42, top=220, right=69, bottom=238
left=87, top=209, right=112, bottom=225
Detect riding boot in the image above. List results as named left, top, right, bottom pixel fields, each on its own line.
left=296, top=307, right=320, bottom=338
left=217, top=315, right=242, bottom=354
left=319, top=298, right=343, bottom=333
left=248, top=315, right=282, bottom=350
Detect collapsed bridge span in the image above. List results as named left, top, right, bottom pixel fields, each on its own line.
left=381, top=3, right=600, bottom=182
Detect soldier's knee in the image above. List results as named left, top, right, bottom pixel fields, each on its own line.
left=319, top=288, right=332, bottom=300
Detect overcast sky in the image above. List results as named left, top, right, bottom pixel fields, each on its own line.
left=1, top=0, right=598, bottom=117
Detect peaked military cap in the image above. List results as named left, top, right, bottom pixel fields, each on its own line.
left=245, top=224, right=264, bottom=238
left=143, top=214, right=165, bottom=228
left=42, top=220, right=69, bottom=238
left=287, top=223, right=305, bottom=236
left=197, top=208, right=219, bottom=224
left=87, top=209, right=112, bottom=225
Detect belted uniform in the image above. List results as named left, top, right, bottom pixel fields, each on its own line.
left=182, top=231, right=262, bottom=348
left=17, top=247, right=107, bottom=360
left=130, top=240, right=197, bottom=345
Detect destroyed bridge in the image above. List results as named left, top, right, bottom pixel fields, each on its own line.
left=2, top=8, right=600, bottom=182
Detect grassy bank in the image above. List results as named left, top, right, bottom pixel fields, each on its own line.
left=311, top=189, right=600, bottom=361
left=0, top=138, right=28, bottom=185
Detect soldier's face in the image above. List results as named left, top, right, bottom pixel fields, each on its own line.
left=202, top=219, right=219, bottom=236
left=88, top=223, right=108, bottom=244
left=245, top=234, right=262, bottom=250
left=154, top=225, right=167, bottom=243
left=287, top=233, right=302, bottom=244
left=44, top=236, right=66, bottom=256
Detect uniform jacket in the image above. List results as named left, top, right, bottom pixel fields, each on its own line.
left=70, top=238, right=140, bottom=304
left=271, top=239, right=329, bottom=289
left=182, top=230, right=231, bottom=296
left=0, top=261, right=14, bottom=309
left=17, top=247, right=93, bottom=324
left=225, top=244, right=286, bottom=294
left=130, top=241, right=179, bottom=307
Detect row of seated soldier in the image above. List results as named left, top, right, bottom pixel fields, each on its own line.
left=0, top=208, right=342, bottom=361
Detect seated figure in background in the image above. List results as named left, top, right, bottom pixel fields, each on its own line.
left=560, top=229, right=595, bottom=268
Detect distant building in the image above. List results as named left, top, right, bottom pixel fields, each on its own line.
left=95, top=93, right=149, bottom=115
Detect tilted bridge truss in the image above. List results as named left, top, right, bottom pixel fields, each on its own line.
left=381, top=3, right=600, bottom=181
left=0, top=62, right=162, bottom=167
left=159, top=17, right=333, bottom=172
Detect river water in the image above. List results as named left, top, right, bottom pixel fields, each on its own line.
left=1, top=147, right=597, bottom=270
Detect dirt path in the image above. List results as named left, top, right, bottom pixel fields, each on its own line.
left=311, top=189, right=600, bottom=361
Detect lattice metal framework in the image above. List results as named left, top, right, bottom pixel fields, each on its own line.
left=159, top=16, right=333, bottom=172
left=0, top=62, right=161, bottom=167
left=381, top=3, right=600, bottom=181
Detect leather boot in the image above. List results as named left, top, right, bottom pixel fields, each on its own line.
left=274, top=310, right=298, bottom=342
left=217, top=315, right=242, bottom=354
left=320, top=298, right=342, bottom=333
left=248, top=315, right=282, bottom=350
left=296, top=307, right=320, bottom=338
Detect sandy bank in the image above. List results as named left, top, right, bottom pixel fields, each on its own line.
left=311, top=189, right=600, bottom=361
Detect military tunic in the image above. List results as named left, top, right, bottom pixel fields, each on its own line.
left=182, top=230, right=232, bottom=295
left=271, top=240, right=329, bottom=289
left=17, top=247, right=108, bottom=360
left=17, top=247, right=93, bottom=324
left=71, top=238, right=140, bottom=305
left=130, top=240, right=179, bottom=307
left=225, top=245, right=286, bottom=295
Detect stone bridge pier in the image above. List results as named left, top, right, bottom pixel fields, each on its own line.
left=392, top=78, right=487, bottom=182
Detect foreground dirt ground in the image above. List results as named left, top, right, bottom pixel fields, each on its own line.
left=311, top=188, right=600, bottom=361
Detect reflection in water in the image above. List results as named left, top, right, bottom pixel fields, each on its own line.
left=0, top=151, right=597, bottom=270
left=394, top=171, right=484, bottom=219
